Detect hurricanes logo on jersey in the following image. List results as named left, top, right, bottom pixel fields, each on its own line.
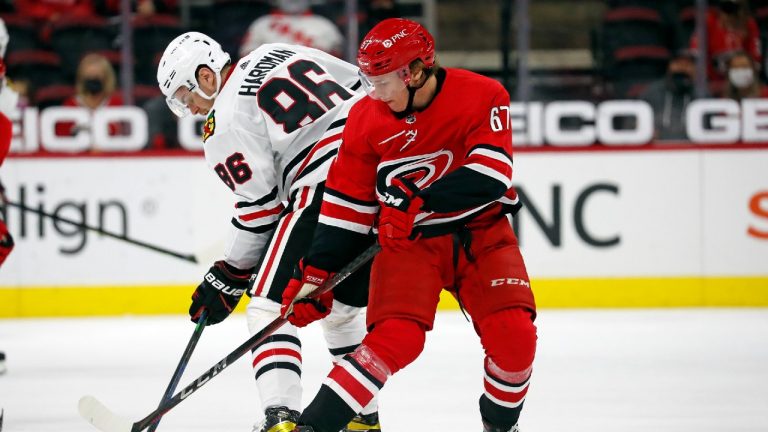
left=376, top=150, right=453, bottom=199
left=202, top=110, right=216, bottom=142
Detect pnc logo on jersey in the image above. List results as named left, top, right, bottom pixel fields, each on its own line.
left=383, top=30, right=408, bottom=48
left=202, top=110, right=216, bottom=142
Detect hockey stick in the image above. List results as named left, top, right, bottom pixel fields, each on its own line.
left=79, top=243, right=381, bottom=432
left=3, top=201, right=197, bottom=263
left=146, top=310, right=208, bottom=432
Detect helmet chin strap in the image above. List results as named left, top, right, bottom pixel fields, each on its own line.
left=195, top=70, right=222, bottom=101
left=397, top=67, right=433, bottom=115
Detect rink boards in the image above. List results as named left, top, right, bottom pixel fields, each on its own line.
left=0, top=146, right=767, bottom=317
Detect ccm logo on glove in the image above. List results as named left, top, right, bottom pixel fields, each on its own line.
left=383, top=193, right=405, bottom=207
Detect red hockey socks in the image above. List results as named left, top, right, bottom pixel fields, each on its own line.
left=299, top=319, right=426, bottom=432
left=477, top=308, right=537, bottom=430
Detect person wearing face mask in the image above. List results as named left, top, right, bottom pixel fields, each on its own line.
left=725, top=51, right=768, bottom=100
left=239, top=0, right=344, bottom=58
left=640, top=49, right=708, bottom=141
left=690, top=0, right=762, bottom=83
left=55, top=53, right=125, bottom=144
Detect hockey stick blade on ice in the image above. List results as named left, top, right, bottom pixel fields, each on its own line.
left=79, top=243, right=380, bottom=432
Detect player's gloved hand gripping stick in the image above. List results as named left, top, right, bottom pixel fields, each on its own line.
left=78, top=243, right=381, bottom=432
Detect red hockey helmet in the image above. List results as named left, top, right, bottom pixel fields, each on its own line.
left=357, top=18, right=435, bottom=78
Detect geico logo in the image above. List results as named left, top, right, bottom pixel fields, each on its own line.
left=510, top=99, right=768, bottom=146
left=7, top=107, right=206, bottom=152
left=490, top=278, right=531, bottom=288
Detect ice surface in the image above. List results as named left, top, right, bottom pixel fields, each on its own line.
left=1, top=309, right=767, bottom=432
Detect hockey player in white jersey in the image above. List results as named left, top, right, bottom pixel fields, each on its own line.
left=157, top=32, right=379, bottom=432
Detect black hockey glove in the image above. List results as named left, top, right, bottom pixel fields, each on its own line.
left=189, top=261, right=252, bottom=326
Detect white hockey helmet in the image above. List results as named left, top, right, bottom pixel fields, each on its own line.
left=0, top=18, right=9, bottom=59
left=157, top=31, right=231, bottom=117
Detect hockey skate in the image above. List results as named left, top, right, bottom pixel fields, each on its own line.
left=482, top=420, right=520, bottom=432
left=343, top=412, right=381, bottom=432
left=253, top=406, right=300, bottom=432
left=0, top=352, right=6, bottom=375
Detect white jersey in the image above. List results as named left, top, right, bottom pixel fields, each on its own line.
left=203, top=43, right=364, bottom=270
left=239, top=14, right=344, bottom=57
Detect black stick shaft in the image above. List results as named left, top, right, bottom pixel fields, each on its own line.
left=147, top=311, right=208, bottom=432
left=3, top=201, right=197, bottom=263
left=131, top=243, right=381, bottom=432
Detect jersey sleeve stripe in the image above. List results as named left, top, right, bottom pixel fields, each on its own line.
left=467, top=143, right=514, bottom=164
left=324, top=187, right=379, bottom=207
left=318, top=214, right=372, bottom=234
left=231, top=218, right=279, bottom=234
left=468, top=147, right=514, bottom=167
left=465, top=163, right=513, bottom=188
left=282, top=141, right=315, bottom=187
left=238, top=203, right=285, bottom=222
left=323, top=193, right=379, bottom=214
left=294, top=146, right=339, bottom=184
left=498, top=194, right=519, bottom=206
left=235, top=186, right=279, bottom=208
left=322, top=201, right=376, bottom=226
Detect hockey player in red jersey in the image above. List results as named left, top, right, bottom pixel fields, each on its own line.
left=280, top=18, right=537, bottom=432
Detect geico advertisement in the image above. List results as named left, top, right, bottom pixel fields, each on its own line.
left=513, top=149, right=768, bottom=277
left=0, top=157, right=232, bottom=285
left=0, top=151, right=766, bottom=287
left=6, top=99, right=768, bottom=153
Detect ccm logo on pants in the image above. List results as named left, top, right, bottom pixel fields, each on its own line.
left=491, top=278, right=531, bottom=288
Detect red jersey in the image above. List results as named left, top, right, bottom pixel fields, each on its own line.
left=308, top=68, right=520, bottom=270
left=0, top=112, right=11, bottom=164
left=691, top=10, right=762, bottom=81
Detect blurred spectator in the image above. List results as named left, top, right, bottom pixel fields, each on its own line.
left=0, top=17, right=20, bottom=114
left=100, top=0, right=178, bottom=17
left=56, top=52, right=124, bottom=140
left=690, top=0, right=762, bottom=83
left=239, top=0, right=344, bottom=57
left=14, top=0, right=96, bottom=22
left=639, top=49, right=707, bottom=141
left=143, top=95, right=179, bottom=149
left=361, top=0, right=402, bottom=38
left=724, top=50, right=768, bottom=99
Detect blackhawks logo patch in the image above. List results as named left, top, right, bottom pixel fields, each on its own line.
left=202, top=110, right=216, bottom=142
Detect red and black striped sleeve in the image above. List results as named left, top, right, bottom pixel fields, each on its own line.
left=307, top=111, right=380, bottom=271
left=418, top=85, right=514, bottom=213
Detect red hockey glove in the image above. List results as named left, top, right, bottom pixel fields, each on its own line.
left=280, top=259, right=334, bottom=327
left=378, top=177, right=423, bottom=250
left=0, top=219, right=14, bottom=267
left=189, top=261, right=251, bottom=326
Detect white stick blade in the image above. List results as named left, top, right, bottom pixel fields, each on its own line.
left=78, top=396, right=133, bottom=432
